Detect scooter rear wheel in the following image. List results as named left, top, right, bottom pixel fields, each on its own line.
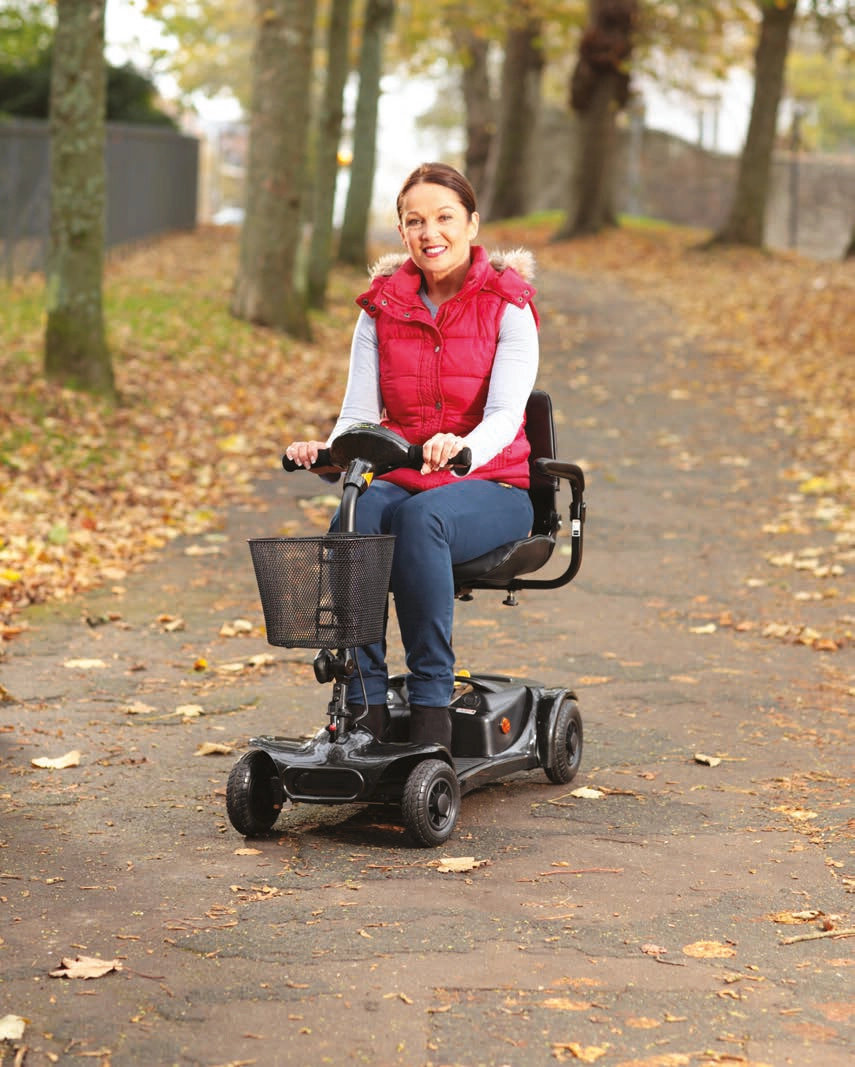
left=544, top=697, right=583, bottom=784
left=402, top=758, right=461, bottom=847
left=227, top=749, right=283, bottom=836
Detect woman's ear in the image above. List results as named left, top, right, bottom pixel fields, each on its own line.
left=469, top=211, right=480, bottom=240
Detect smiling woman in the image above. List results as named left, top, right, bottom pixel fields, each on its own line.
left=284, top=161, right=540, bottom=746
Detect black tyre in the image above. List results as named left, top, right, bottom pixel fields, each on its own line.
left=544, top=698, right=583, bottom=785
left=402, top=758, right=461, bottom=847
left=226, top=749, right=283, bottom=836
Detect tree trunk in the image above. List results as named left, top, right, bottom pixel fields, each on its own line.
left=337, top=0, right=395, bottom=267
left=844, top=222, right=855, bottom=260
left=711, top=0, right=797, bottom=248
left=484, top=13, right=544, bottom=222
left=451, top=26, right=493, bottom=203
left=307, top=0, right=353, bottom=309
left=553, top=0, right=638, bottom=241
left=44, top=0, right=114, bottom=401
left=231, top=0, right=315, bottom=338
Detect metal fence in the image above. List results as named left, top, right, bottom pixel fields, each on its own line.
left=0, top=119, right=199, bottom=281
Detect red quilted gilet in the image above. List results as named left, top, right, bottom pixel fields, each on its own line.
left=355, top=245, right=538, bottom=492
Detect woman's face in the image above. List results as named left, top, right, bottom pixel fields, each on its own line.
left=398, top=182, right=479, bottom=285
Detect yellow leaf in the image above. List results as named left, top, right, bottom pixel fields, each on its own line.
left=682, top=940, right=736, bottom=959
left=194, top=741, right=233, bottom=756
left=435, top=856, right=487, bottom=873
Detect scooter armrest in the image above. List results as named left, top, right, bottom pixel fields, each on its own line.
left=535, top=459, right=585, bottom=494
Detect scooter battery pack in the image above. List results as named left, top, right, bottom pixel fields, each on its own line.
left=450, top=683, right=533, bottom=757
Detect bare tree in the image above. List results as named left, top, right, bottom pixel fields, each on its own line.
left=711, top=0, right=798, bottom=248
left=484, top=7, right=544, bottom=222
left=44, top=0, right=115, bottom=400
left=231, top=0, right=315, bottom=338
left=451, top=25, right=494, bottom=201
left=338, top=0, right=395, bottom=267
left=307, top=0, right=353, bottom=309
left=553, top=0, right=639, bottom=240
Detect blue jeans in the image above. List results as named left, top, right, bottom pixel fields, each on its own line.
left=332, top=479, right=534, bottom=707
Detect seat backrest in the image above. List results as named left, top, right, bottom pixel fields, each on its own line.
left=525, top=390, right=559, bottom=537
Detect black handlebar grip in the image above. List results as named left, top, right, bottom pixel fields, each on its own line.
left=405, top=444, right=472, bottom=474
left=451, top=446, right=472, bottom=474
left=282, top=447, right=332, bottom=472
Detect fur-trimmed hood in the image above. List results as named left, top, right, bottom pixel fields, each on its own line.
left=368, top=247, right=536, bottom=283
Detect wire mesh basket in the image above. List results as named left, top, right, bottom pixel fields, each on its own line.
left=248, top=534, right=395, bottom=649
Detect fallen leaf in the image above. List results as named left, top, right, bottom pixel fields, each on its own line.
left=768, top=910, right=824, bottom=924
left=123, top=701, right=157, bottom=715
left=0, top=1014, right=27, bottom=1041
left=542, top=997, right=592, bottom=1011
left=234, top=848, right=263, bottom=856
left=63, top=658, right=107, bottom=670
left=175, top=704, right=203, bottom=718
left=551, top=1042, right=609, bottom=1063
left=194, top=742, right=233, bottom=756
left=689, top=623, right=717, bottom=634
left=694, top=753, right=722, bottom=767
left=569, top=786, right=604, bottom=799
left=49, top=955, right=122, bottom=979
left=682, top=940, right=737, bottom=959
left=435, top=856, right=487, bottom=873
left=32, top=750, right=82, bottom=770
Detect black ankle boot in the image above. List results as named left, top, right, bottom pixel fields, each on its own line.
left=409, top=704, right=452, bottom=749
left=347, top=703, right=390, bottom=741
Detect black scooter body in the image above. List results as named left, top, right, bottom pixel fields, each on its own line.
left=252, top=674, right=568, bottom=802
left=229, top=672, right=582, bottom=846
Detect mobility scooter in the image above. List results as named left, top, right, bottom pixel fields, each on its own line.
left=226, top=390, right=586, bottom=846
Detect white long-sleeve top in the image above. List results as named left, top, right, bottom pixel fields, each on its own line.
left=328, top=292, right=539, bottom=474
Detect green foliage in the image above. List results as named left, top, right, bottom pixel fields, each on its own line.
left=0, top=0, right=55, bottom=68
left=0, top=47, right=176, bottom=125
left=787, top=46, right=855, bottom=151
left=106, top=63, right=176, bottom=126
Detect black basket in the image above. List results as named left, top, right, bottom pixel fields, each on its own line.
left=248, top=534, right=395, bottom=649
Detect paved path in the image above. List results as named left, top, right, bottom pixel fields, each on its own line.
left=1, top=268, right=852, bottom=1067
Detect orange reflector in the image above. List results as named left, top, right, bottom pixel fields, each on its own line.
left=500, top=717, right=511, bottom=734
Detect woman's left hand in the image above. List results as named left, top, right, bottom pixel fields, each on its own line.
left=421, top=433, right=467, bottom=474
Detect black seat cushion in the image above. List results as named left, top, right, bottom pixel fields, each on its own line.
left=452, top=534, right=556, bottom=588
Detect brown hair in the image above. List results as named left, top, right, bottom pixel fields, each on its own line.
left=395, top=162, right=477, bottom=222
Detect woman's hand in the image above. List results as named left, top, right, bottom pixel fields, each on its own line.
left=284, top=440, right=338, bottom=473
left=420, top=432, right=467, bottom=475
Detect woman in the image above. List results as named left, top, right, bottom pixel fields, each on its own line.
left=285, top=162, right=539, bottom=746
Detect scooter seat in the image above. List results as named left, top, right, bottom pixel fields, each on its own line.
left=452, top=533, right=556, bottom=587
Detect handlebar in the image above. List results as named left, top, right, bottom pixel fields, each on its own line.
left=282, top=425, right=472, bottom=476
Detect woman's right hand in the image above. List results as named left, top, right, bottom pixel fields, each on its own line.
left=284, top=440, right=335, bottom=472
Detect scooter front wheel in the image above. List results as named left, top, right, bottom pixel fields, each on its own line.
left=543, top=697, right=583, bottom=785
left=402, top=758, right=461, bottom=847
left=227, top=749, right=284, bottom=836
